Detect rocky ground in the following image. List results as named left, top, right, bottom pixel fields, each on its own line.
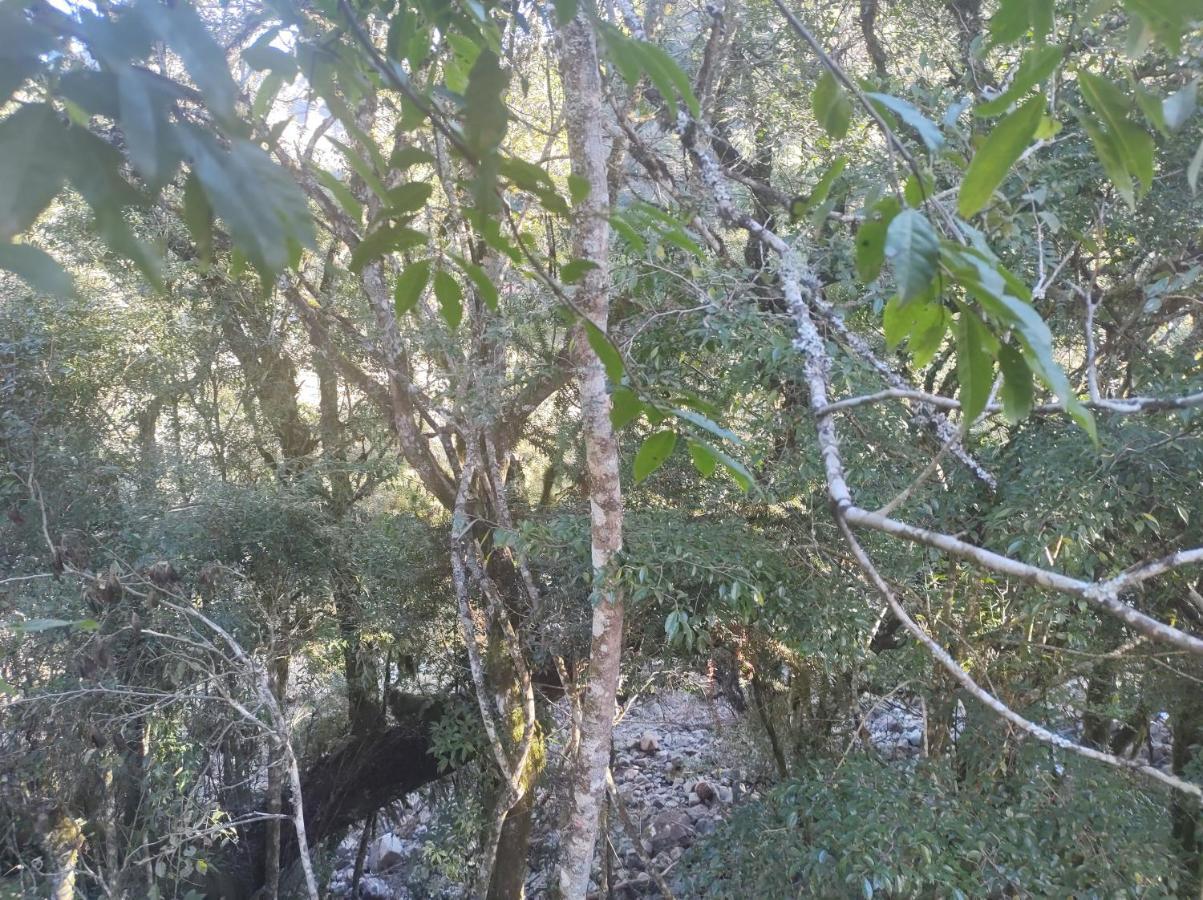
left=327, top=677, right=1175, bottom=899
left=328, top=676, right=759, bottom=899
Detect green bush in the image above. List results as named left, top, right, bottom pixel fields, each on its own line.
left=682, top=755, right=1185, bottom=897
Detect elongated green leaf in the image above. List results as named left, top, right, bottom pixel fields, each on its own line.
left=328, top=137, right=390, bottom=201
left=178, top=127, right=313, bottom=278
left=1077, top=111, right=1136, bottom=208
left=182, top=172, right=213, bottom=267
left=117, top=66, right=178, bottom=188
left=0, top=242, right=74, bottom=297
left=943, top=245, right=1096, bottom=439
left=433, top=269, right=463, bottom=329
left=0, top=104, right=67, bottom=242
left=1078, top=71, right=1155, bottom=199
left=959, top=94, right=1045, bottom=217
left=635, top=41, right=701, bottom=118
left=997, top=341, right=1034, bottom=422
left=141, top=0, right=238, bottom=122
left=856, top=196, right=901, bottom=282
left=314, top=169, right=363, bottom=225
left=813, top=71, right=852, bottom=140
left=385, top=182, right=433, bottom=216
left=583, top=320, right=624, bottom=383
left=610, top=387, right=644, bottom=430
left=687, top=440, right=718, bottom=477
left=884, top=209, right=939, bottom=300
left=391, top=145, right=436, bottom=170
left=956, top=311, right=995, bottom=422
left=394, top=260, right=431, bottom=316
left=634, top=430, right=678, bottom=482
left=349, top=224, right=426, bottom=273
left=451, top=254, right=500, bottom=310
left=805, top=157, right=848, bottom=216
left=561, top=259, right=599, bottom=284
left=976, top=45, right=1063, bottom=116
left=671, top=407, right=742, bottom=446
left=708, top=445, right=755, bottom=492
left=866, top=92, right=944, bottom=150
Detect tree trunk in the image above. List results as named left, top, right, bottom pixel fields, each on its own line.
left=556, top=14, right=626, bottom=898
left=263, top=650, right=291, bottom=899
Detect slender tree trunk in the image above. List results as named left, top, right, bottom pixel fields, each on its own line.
left=556, top=14, right=626, bottom=898
left=263, top=650, right=291, bottom=900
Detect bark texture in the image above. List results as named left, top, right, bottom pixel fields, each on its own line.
left=556, top=14, right=626, bottom=898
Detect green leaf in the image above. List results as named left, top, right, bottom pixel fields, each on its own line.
left=384, top=181, right=434, bottom=216
left=390, top=146, right=436, bottom=170
left=610, top=387, right=644, bottom=430
left=1134, top=82, right=1169, bottom=135
left=433, top=269, right=463, bottom=329
left=328, top=137, right=390, bottom=201
left=907, top=303, right=950, bottom=367
left=634, top=430, right=678, bottom=483
left=709, top=445, right=755, bottom=491
left=583, top=320, right=624, bottom=383
left=0, top=104, right=67, bottom=242
left=997, top=341, right=1034, bottom=422
left=884, top=209, right=939, bottom=301
left=989, top=0, right=1031, bottom=43
left=956, top=311, right=995, bottom=422
left=0, top=242, right=74, bottom=297
left=866, top=92, right=945, bottom=150
left=567, top=174, right=591, bottom=205
left=394, top=260, right=431, bottom=316
left=465, top=50, right=510, bottom=211
left=976, top=45, right=1063, bottom=116
left=182, top=172, right=213, bottom=267
left=1077, top=71, right=1155, bottom=201
left=117, top=66, right=179, bottom=188
left=12, top=618, right=75, bottom=633
left=561, top=258, right=600, bottom=284
left=806, top=157, right=848, bottom=214
left=687, top=440, right=718, bottom=477
left=177, top=126, right=314, bottom=278
left=671, top=407, right=742, bottom=446
left=349, top=223, right=427, bottom=273
left=1077, top=111, right=1136, bottom=208
left=141, top=0, right=238, bottom=123
left=943, top=245, right=1096, bottom=439
left=813, top=71, right=853, bottom=140
left=314, top=169, right=363, bottom=225
left=959, top=94, right=1045, bottom=217
left=553, top=0, right=578, bottom=24
left=452, top=254, right=500, bottom=310
left=641, top=42, right=702, bottom=118
left=856, top=196, right=901, bottom=282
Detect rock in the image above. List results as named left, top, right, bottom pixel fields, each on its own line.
left=717, top=785, right=734, bottom=804
left=357, top=875, right=393, bottom=900
left=368, top=832, right=407, bottom=872
left=636, top=731, right=660, bottom=753
left=694, top=780, right=716, bottom=804
left=648, top=809, right=694, bottom=854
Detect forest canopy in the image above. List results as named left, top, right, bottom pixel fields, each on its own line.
left=2, top=0, right=1203, bottom=897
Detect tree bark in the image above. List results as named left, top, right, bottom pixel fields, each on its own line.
left=556, top=14, right=626, bottom=898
